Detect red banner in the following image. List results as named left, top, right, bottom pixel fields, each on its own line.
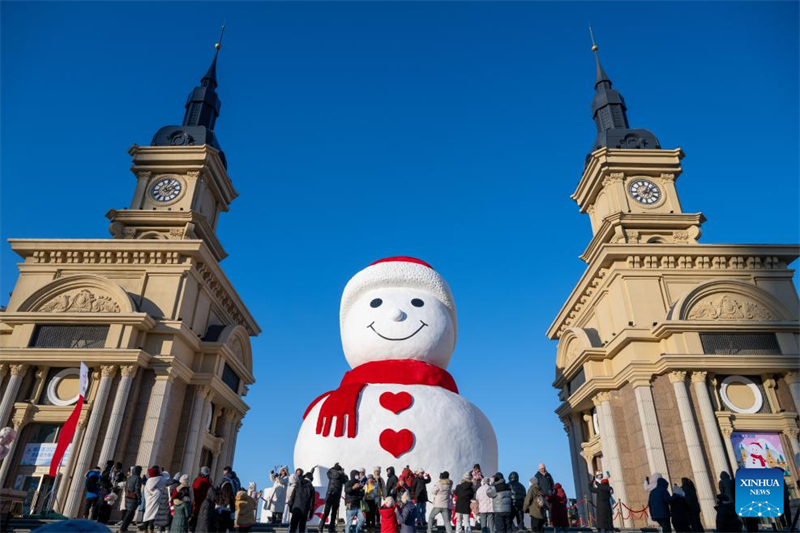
left=49, top=363, right=89, bottom=478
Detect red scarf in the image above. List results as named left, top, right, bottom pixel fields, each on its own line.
left=303, top=359, right=459, bottom=438
left=750, top=453, right=766, bottom=467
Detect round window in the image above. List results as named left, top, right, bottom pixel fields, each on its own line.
left=47, top=368, right=87, bottom=406
left=720, top=375, right=763, bottom=414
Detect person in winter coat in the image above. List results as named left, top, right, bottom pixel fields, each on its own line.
left=534, top=464, right=553, bottom=526
left=398, top=492, right=416, bottom=533
left=454, top=473, right=475, bottom=533
left=170, top=480, right=192, bottom=533
left=320, top=463, right=348, bottom=533
left=373, top=468, right=387, bottom=527
left=587, top=477, right=614, bottom=533
left=96, top=492, right=117, bottom=524
left=401, top=468, right=415, bottom=491
left=718, top=472, right=735, bottom=502
left=142, top=467, right=175, bottom=532
left=487, top=473, right=513, bottom=533
left=522, top=477, right=544, bottom=532
left=648, top=477, right=672, bottom=533
left=644, top=473, right=664, bottom=493
left=217, top=479, right=237, bottom=533
left=192, top=467, right=213, bottom=525
left=119, top=466, right=143, bottom=532
left=344, top=470, right=366, bottom=533
left=285, top=468, right=304, bottom=525
left=195, top=487, right=219, bottom=533
left=290, top=472, right=318, bottom=533
left=235, top=488, right=257, bottom=532
left=547, top=483, right=569, bottom=533
left=365, top=474, right=380, bottom=529
left=412, top=470, right=432, bottom=527
left=378, top=497, right=399, bottom=533
left=386, top=467, right=399, bottom=500
left=427, top=472, right=454, bottom=533
left=268, top=470, right=287, bottom=524
left=222, top=467, right=242, bottom=494
left=714, top=494, right=741, bottom=533
left=84, top=467, right=102, bottom=519
left=669, top=484, right=691, bottom=533
left=507, top=472, right=526, bottom=531
left=680, top=478, right=703, bottom=533
left=475, top=478, right=493, bottom=533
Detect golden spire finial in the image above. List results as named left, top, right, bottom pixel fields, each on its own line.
left=215, top=25, right=226, bottom=51
left=589, top=26, right=598, bottom=53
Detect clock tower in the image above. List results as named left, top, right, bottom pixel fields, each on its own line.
left=106, top=36, right=234, bottom=262
left=0, top=32, right=260, bottom=519
left=548, top=39, right=800, bottom=530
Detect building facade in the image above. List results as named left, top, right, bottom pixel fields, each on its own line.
left=0, top=45, right=260, bottom=517
left=548, top=48, right=800, bottom=529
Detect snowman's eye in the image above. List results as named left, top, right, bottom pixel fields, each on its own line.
left=370, top=298, right=383, bottom=308
left=411, top=298, right=424, bottom=308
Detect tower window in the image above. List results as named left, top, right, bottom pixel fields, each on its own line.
left=29, top=325, right=109, bottom=349
left=221, top=363, right=241, bottom=394
left=700, top=333, right=781, bottom=355
left=568, top=368, right=587, bottom=395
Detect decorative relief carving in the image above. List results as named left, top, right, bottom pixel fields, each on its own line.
left=120, top=365, right=138, bottom=378
left=627, top=255, right=786, bottom=271
left=668, top=371, right=687, bottom=383
left=602, top=172, right=625, bottom=186
left=10, top=364, right=28, bottom=376
left=690, top=371, right=708, bottom=384
left=673, top=231, right=689, bottom=244
left=659, top=173, right=676, bottom=182
left=31, top=249, right=183, bottom=265
left=784, top=372, right=800, bottom=385
left=229, top=338, right=244, bottom=360
left=592, top=391, right=611, bottom=405
left=101, top=365, right=118, bottom=378
left=688, top=294, right=773, bottom=321
left=39, top=289, right=120, bottom=313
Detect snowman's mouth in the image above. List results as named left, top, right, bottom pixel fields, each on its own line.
left=367, top=320, right=428, bottom=341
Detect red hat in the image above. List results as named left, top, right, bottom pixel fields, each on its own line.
left=340, top=257, right=457, bottom=333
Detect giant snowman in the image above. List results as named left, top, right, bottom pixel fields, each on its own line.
left=295, top=257, right=497, bottom=480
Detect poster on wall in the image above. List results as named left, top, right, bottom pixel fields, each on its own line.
left=20, top=443, right=72, bottom=467
left=731, top=432, right=789, bottom=470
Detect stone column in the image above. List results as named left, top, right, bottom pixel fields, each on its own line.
left=718, top=426, right=739, bottom=476
left=592, top=392, right=631, bottom=528
left=136, top=371, right=175, bottom=468
left=55, top=419, right=87, bottom=514
left=690, top=372, right=732, bottom=479
left=0, top=364, right=28, bottom=428
left=633, top=382, right=670, bottom=480
left=784, top=372, right=800, bottom=413
left=214, top=411, right=234, bottom=480
left=181, top=386, right=212, bottom=479
left=669, top=371, right=716, bottom=529
left=63, top=366, right=117, bottom=518
left=566, top=414, right=589, bottom=524
left=0, top=418, right=28, bottom=487
left=98, top=365, right=137, bottom=465
left=226, top=417, right=242, bottom=469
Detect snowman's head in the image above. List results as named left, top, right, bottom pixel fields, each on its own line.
left=748, top=442, right=764, bottom=455
left=340, top=257, right=457, bottom=369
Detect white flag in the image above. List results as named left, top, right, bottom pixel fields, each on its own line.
left=79, top=362, right=89, bottom=397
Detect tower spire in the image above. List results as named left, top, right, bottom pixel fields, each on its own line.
left=152, top=27, right=227, bottom=167
left=587, top=27, right=659, bottom=155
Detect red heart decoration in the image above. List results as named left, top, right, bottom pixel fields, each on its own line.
left=379, top=429, right=414, bottom=458
left=379, top=392, right=413, bottom=414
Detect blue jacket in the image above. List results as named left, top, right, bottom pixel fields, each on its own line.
left=648, top=478, right=671, bottom=520
left=85, top=470, right=101, bottom=499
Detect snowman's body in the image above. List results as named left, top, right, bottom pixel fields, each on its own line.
left=294, top=384, right=497, bottom=478
left=293, top=257, right=498, bottom=482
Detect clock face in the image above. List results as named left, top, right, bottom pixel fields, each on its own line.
left=628, top=179, right=662, bottom=205
left=149, top=177, right=183, bottom=203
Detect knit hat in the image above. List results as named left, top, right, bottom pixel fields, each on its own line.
left=440, top=471, right=449, bottom=479
left=340, top=257, right=457, bottom=333
left=200, top=466, right=210, bottom=476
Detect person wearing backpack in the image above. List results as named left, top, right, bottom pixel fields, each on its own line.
left=507, top=472, right=526, bottom=531
left=454, top=473, right=475, bottom=533
left=523, top=477, right=545, bottom=532
left=84, top=467, right=102, bottom=519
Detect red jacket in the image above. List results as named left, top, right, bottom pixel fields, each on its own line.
left=192, top=476, right=212, bottom=517
left=379, top=506, right=399, bottom=533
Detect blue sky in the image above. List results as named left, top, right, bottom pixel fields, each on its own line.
left=1, top=2, right=798, bottom=498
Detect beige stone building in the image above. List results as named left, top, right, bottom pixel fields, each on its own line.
left=548, top=50, right=800, bottom=528
left=0, top=46, right=260, bottom=517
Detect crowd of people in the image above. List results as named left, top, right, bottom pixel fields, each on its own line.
left=76, top=461, right=257, bottom=532
left=258, top=462, right=569, bottom=533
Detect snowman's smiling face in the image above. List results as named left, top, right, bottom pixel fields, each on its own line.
left=341, top=287, right=456, bottom=369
